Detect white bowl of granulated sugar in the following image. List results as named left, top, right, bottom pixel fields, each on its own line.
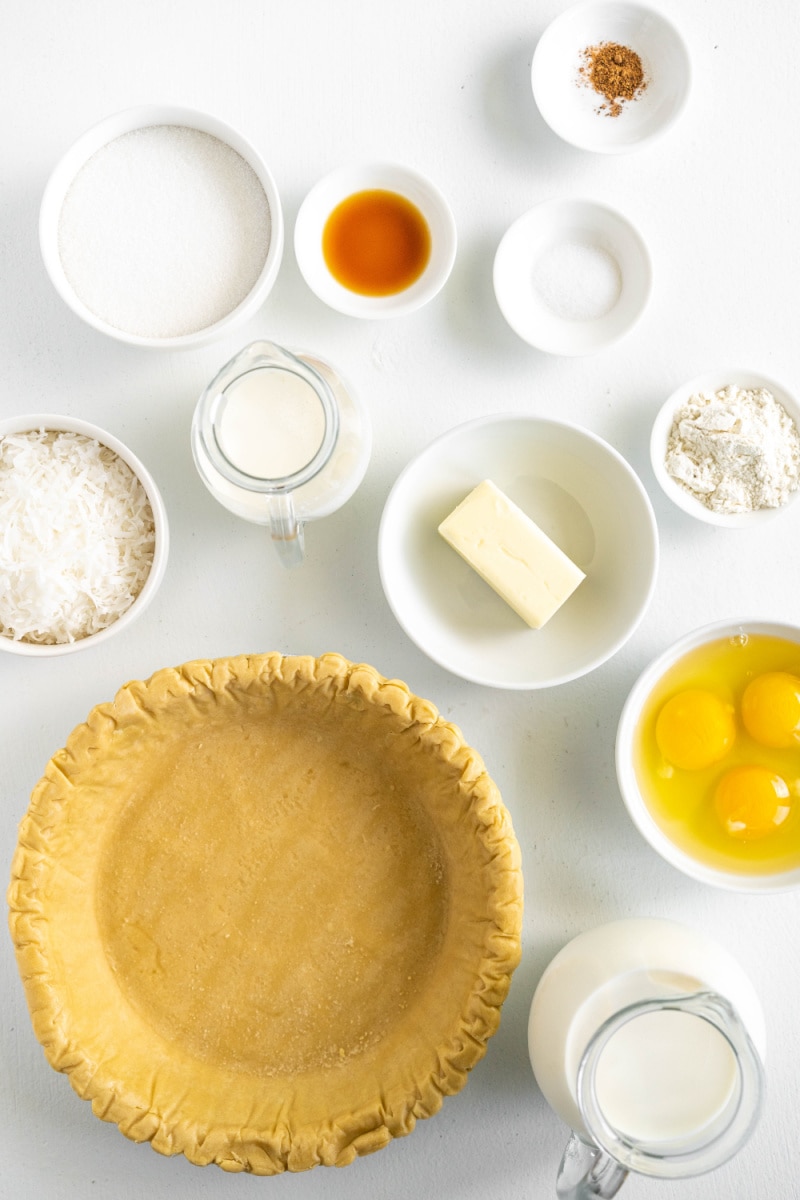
left=40, top=106, right=283, bottom=349
left=650, top=370, right=800, bottom=527
left=0, top=414, right=169, bottom=656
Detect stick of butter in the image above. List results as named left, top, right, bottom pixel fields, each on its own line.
left=437, top=479, right=585, bottom=630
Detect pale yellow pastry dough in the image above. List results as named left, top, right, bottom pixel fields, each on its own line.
left=8, top=652, right=523, bottom=1174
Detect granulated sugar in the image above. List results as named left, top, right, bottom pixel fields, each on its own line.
left=533, top=239, right=621, bottom=321
left=58, top=125, right=272, bottom=339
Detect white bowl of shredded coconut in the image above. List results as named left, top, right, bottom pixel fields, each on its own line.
left=40, top=106, right=283, bottom=349
left=0, top=415, right=168, bottom=655
left=650, top=371, right=800, bottom=527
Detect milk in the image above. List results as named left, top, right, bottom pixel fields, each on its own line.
left=593, top=1008, right=738, bottom=1144
left=192, top=343, right=371, bottom=533
left=217, top=367, right=326, bottom=480
left=528, top=918, right=766, bottom=1143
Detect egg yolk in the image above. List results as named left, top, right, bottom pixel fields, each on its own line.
left=655, top=689, right=736, bottom=770
left=714, top=765, right=792, bottom=840
left=741, top=672, right=800, bottom=748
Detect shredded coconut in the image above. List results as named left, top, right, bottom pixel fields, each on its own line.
left=665, top=384, right=800, bottom=514
left=0, top=429, right=156, bottom=644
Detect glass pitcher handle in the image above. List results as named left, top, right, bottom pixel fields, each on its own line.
left=556, top=1133, right=628, bottom=1199
left=269, top=493, right=304, bottom=569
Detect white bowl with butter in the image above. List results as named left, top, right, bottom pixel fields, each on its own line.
left=378, top=414, right=658, bottom=689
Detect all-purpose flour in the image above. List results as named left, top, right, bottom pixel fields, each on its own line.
left=665, top=385, right=800, bottom=514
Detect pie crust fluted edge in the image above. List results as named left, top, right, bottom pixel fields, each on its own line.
left=8, top=651, right=524, bottom=1174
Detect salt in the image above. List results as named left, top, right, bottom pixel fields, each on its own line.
left=58, top=125, right=272, bottom=339
left=532, top=239, right=621, bottom=321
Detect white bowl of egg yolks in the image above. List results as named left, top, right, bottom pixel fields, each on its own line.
left=294, top=161, right=457, bottom=318
left=616, top=619, right=800, bottom=892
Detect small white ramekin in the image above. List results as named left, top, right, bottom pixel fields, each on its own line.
left=650, top=370, right=800, bottom=528
left=294, top=161, right=457, bottom=319
left=531, top=1, right=691, bottom=155
left=493, top=198, right=652, bottom=356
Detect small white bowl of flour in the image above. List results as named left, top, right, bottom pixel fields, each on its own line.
left=40, top=106, right=283, bottom=349
left=650, top=370, right=800, bottom=527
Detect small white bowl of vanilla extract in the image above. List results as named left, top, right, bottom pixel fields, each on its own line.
left=294, top=162, right=457, bottom=318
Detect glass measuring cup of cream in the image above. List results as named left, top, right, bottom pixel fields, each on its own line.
left=528, top=918, right=765, bottom=1197
left=192, top=341, right=371, bottom=567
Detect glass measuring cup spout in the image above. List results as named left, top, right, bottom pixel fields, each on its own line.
left=555, top=990, right=764, bottom=1198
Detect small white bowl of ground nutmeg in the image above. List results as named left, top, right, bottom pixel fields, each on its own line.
left=0, top=414, right=169, bottom=655
left=650, top=371, right=800, bottom=528
left=531, top=1, right=691, bottom=154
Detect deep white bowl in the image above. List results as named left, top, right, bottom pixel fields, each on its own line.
left=531, top=1, right=691, bottom=154
left=493, top=199, right=651, bottom=355
left=616, top=619, right=800, bottom=893
left=650, top=369, right=800, bottom=527
left=40, top=105, right=284, bottom=349
left=378, top=414, right=658, bottom=689
left=294, top=161, right=457, bottom=318
left=0, top=414, right=169, bottom=656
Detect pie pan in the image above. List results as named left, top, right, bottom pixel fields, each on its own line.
left=8, top=652, right=522, bottom=1174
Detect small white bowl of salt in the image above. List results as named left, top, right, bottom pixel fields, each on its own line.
left=0, top=414, right=169, bottom=656
left=40, top=106, right=283, bottom=349
left=650, top=370, right=800, bottom=527
left=493, top=198, right=651, bottom=355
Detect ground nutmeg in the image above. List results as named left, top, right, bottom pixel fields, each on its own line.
left=579, top=42, right=647, bottom=117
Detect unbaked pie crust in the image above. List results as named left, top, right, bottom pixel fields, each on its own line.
left=8, top=652, right=523, bottom=1174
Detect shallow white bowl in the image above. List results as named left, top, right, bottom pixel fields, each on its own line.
left=650, top=369, right=800, bottom=528
left=0, top=414, right=169, bottom=657
left=378, top=414, right=658, bottom=689
left=493, top=199, right=651, bottom=355
left=40, top=105, right=284, bottom=349
left=294, top=161, right=457, bottom=318
left=616, top=619, right=800, bottom=893
left=531, top=1, right=691, bottom=154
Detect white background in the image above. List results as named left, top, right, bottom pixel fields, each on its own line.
left=2, top=2, right=800, bottom=1198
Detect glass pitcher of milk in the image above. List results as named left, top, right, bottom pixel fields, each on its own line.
left=192, top=341, right=371, bottom=567
left=528, top=918, right=765, bottom=1198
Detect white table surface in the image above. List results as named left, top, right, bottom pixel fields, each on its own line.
left=2, top=2, right=799, bottom=1198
